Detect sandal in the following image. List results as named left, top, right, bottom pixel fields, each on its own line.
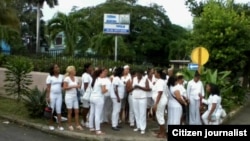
left=96, top=130, right=105, bottom=135
left=68, top=126, right=74, bottom=131
left=76, top=125, right=83, bottom=131
left=89, top=128, right=95, bottom=132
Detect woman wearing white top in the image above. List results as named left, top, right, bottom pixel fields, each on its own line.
left=186, top=71, right=205, bottom=125
left=132, top=69, right=151, bottom=134
left=63, top=66, right=83, bottom=131
left=201, top=83, right=222, bottom=125
left=46, top=64, right=64, bottom=131
left=89, top=68, right=108, bottom=135
left=145, top=68, right=156, bottom=119
left=101, top=74, right=112, bottom=124
left=80, top=63, right=93, bottom=127
left=110, top=67, right=125, bottom=131
left=152, top=69, right=168, bottom=139
left=167, top=76, right=188, bottom=125
left=126, top=70, right=137, bottom=127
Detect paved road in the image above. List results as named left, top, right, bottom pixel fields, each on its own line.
left=0, top=119, right=84, bottom=141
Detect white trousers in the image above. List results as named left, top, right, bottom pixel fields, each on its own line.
left=111, top=98, right=121, bottom=127
left=128, top=94, right=135, bottom=126
left=101, top=96, right=112, bottom=123
left=189, top=98, right=202, bottom=125
left=89, top=96, right=104, bottom=131
left=133, top=98, right=147, bottom=131
left=50, top=93, right=62, bottom=114
left=156, top=100, right=167, bottom=125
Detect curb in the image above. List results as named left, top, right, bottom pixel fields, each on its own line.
left=0, top=115, right=166, bottom=141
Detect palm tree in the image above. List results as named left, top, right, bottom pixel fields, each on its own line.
left=90, top=32, right=130, bottom=60
left=27, top=0, right=58, bottom=53
left=47, top=11, right=90, bottom=56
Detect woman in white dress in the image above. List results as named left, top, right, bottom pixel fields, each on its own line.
left=88, top=68, right=108, bottom=135
left=46, top=64, right=64, bottom=131
left=152, top=69, right=168, bottom=138
left=110, top=67, right=125, bottom=131
left=63, top=66, right=83, bottom=131
left=145, top=68, right=156, bottom=119
left=132, top=69, right=151, bottom=135
left=167, top=76, right=188, bottom=125
left=201, top=83, right=223, bottom=125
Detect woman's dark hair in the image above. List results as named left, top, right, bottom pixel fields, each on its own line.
left=167, top=76, right=177, bottom=88
left=136, top=68, right=144, bottom=75
left=91, top=67, right=106, bottom=87
left=177, top=75, right=184, bottom=80
left=155, top=69, right=166, bottom=80
left=83, top=63, right=91, bottom=73
left=49, top=64, right=57, bottom=76
left=207, top=83, right=220, bottom=96
left=114, top=67, right=124, bottom=77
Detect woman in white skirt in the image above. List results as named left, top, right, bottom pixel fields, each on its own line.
left=152, top=69, right=168, bottom=138
left=167, top=76, right=188, bottom=125
left=201, top=83, right=223, bottom=125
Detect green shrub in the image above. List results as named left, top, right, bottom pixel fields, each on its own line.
left=4, top=56, right=33, bottom=102
left=23, top=86, right=47, bottom=118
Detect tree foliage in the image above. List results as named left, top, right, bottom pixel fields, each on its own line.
left=190, top=0, right=250, bottom=76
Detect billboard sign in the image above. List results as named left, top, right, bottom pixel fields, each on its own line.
left=103, top=14, right=130, bottom=35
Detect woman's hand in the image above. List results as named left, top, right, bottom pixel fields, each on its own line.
left=207, top=115, right=212, bottom=122
left=117, top=97, right=121, bottom=103
left=153, top=104, right=157, bottom=112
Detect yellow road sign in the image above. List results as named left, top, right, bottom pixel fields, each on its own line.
left=191, top=47, right=209, bottom=65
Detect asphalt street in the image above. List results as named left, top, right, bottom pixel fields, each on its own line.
left=0, top=119, right=84, bottom=141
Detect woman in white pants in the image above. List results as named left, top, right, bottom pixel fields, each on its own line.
left=101, top=75, right=112, bottom=124
left=80, top=63, right=93, bottom=127
left=132, top=69, right=151, bottom=134
left=167, top=76, right=188, bottom=125
left=89, top=68, right=108, bottom=135
left=126, top=70, right=137, bottom=127
left=201, top=83, right=222, bottom=125
left=145, top=68, right=156, bottom=119
left=186, top=71, right=205, bottom=125
left=110, top=67, right=125, bottom=131
left=46, top=64, right=64, bottom=131
left=152, top=69, right=168, bottom=138
left=63, top=66, right=83, bottom=131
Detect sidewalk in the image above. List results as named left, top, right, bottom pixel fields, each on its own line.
left=0, top=91, right=249, bottom=141
left=0, top=91, right=166, bottom=141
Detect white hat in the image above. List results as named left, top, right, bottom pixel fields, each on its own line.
left=123, top=65, right=129, bottom=69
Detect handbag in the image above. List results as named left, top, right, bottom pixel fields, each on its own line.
left=81, top=87, right=92, bottom=102
left=44, top=102, right=52, bottom=119
left=76, top=88, right=82, bottom=104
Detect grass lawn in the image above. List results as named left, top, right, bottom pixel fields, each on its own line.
left=0, top=96, right=47, bottom=124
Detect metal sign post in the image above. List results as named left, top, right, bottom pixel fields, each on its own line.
left=103, top=14, right=130, bottom=62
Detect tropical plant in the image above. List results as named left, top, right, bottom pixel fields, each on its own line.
left=4, top=56, right=33, bottom=102
left=47, top=11, right=90, bottom=56
left=180, top=67, right=246, bottom=112
left=23, top=86, right=47, bottom=118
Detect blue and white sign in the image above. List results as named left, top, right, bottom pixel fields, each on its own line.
left=103, top=13, right=130, bottom=35
left=188, top=63, right=199, bottom=70
left=103, top=24, right=130, bottom=34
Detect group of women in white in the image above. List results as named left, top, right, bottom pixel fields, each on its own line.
left=45, top=63, right=226, bottom=139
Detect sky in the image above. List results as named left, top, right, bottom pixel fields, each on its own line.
left=42, top=0, right=250, bottom=28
